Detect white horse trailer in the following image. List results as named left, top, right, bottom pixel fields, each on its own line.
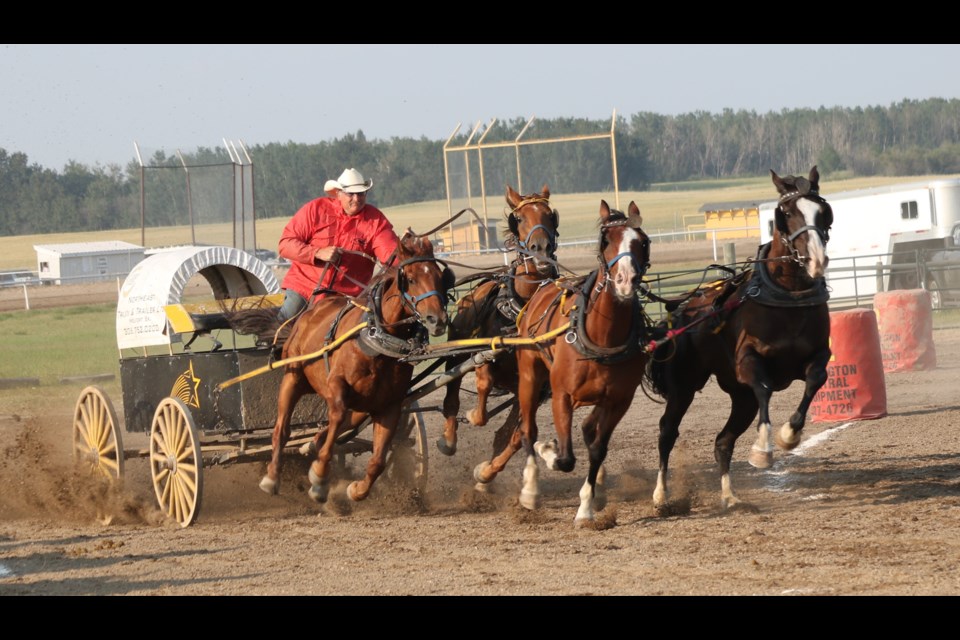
left=759, top=177, right=960, bottom=304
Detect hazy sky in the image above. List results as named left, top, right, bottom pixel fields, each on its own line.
left=3, top=44, right=958, bottom=171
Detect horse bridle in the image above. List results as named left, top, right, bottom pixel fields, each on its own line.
left=509, top=197, right=559, bottom=261
left=775, top=179, right=832, bottom=264
left=396, top=255, right=452, bottom=323
left=595, top=217, right=650, bottom=294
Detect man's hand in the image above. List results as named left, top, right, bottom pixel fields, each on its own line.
left=314, top=246, right=341, bottom=263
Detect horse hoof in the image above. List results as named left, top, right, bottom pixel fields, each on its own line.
left=466, top=409, right=486, bottom=427
left=346, top=481, right=367, bottom=502
left=474, top=481, right=493, bottom=494
left=775, top=429, right=801, bottom=451
left=308, top=482, right=329, bottom=503
left=722, top=496, right=742, bottom=510
left=519, top=490, right=540, bottom=511
left=298, top=441, right=316, bottom=457
left=259, top=476, right=278, bottom=495
left=436, top=437, right=456, bottom=456
left=533, top=439, right=555, bottom=465
left=307, top=467, right=329, bottom=503
left=574, top=516, right=593, bottom=529
left=473, top=462, right=493, bottom=484
left=748, top=446, right=773, bottom=469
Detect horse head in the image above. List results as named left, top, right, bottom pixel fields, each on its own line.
left=771, top=165, right=832, bottom=280
left=395, top=229, right=454, bottom=337
left=598, top=200, right=650, bottom=302
left=505, top=184, right=560, bottom=277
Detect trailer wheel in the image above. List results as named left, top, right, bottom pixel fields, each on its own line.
left=150, top=397, right=203, bottom=528
left=926, top=276, right=943, bottom=310
left=73, top=385, right=124, bottom=483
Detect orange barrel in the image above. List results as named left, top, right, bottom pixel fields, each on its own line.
left=809, top=308, right=887, bottom=423
left=873, top=289, right=937, bottom=373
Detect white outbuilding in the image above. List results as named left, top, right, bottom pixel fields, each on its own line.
left=34, top=241, right=146, bottom=285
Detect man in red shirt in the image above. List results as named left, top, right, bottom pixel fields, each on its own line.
left=277, top=167, right=399, bottom=321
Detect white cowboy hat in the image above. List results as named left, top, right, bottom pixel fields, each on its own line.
left=324, top=167, right=373, bottom=195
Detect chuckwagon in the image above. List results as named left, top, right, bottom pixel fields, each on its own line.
left=71, top=245, right=431, bottom=528
left=70, top=193, right=648, bottom=529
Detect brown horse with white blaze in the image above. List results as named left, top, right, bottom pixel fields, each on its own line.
left=473, top=200, right=652, bottom=526
left=258, top=230, right=454, bottom=503
left=647, top=166, right=832, bottom=511
left=437, top=184, right=559, bottom=456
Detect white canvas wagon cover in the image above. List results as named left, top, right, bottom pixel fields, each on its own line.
left=116, top=246, right=279, bottom=350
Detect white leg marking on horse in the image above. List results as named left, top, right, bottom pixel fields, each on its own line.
left=749, top=421, right=774, bottom=468
left=721, top=473, right=740, bottom=508
left=575, top=477, right=595, bottom=525
left=519, top=455, right=540, bottom=510
left=653, top=470, right=667, bottom=507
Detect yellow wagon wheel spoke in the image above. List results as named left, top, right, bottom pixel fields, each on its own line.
left=150, top=397, right=203, bottom=528
left=72, top=386, right=124, bottom=483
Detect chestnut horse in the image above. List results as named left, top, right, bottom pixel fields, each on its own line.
left=437, top=184, right=559, bottom=456
left=258, top=230, right=454, bottom=503
left=647, top=166, right=832, bottom=511
left=473, top=200, right=652, bottom=526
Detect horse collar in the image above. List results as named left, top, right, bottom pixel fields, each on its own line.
left=746, top=243, right=830, bottom=308
left=564, top=271, right=646, bottom=364
left=357, top=280, right=429, bottom=358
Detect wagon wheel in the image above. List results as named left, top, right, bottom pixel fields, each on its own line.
left=386, top=399, right=429, bottom=494
left=150, top=397, right=203, bottom=528
left=73, top=385, right=124, bottom=483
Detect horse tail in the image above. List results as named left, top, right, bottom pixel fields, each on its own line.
left=222, top=306, right=290, bottom=349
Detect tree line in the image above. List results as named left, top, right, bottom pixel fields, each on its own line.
left=2, top=98, right=960, bottom=237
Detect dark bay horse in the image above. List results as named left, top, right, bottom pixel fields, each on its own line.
left=258, top=230, right=454, bottom=503
left=437, top=184, right=559, bottom=456
left=473, top=200, right=652, bottom=526
left=647, top=166, right=832, bottom=510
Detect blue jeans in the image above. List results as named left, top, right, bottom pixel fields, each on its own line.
left=278, top=289, right=308, bottom=322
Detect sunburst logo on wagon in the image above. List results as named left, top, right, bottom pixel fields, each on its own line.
left=171, top=361, right=202, bottom=409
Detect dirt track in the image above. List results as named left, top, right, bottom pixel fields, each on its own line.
left=1, top=324, right=959, bottom=596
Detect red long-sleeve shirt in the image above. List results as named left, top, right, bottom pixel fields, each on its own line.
left=278, top=196, right=398, bottom=301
